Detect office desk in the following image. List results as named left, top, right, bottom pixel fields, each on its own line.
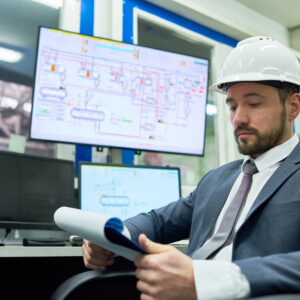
left=0, top=246, right=86, bottom=300
left=0, top=242, right=188, bottom=257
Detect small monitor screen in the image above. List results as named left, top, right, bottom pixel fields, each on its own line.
left=0, top=151, right=76, bottom=229
left=79, top=163, right=181, bottom=220
left=30, top=27, right=209, bottom=156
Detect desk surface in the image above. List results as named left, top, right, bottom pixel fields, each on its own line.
left=0, top=241, right=188, bottom=257
left=0, top=245, right=82, bottom=257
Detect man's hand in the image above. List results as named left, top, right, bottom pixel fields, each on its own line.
left=82, top=239, right=115, bottom=269
left=135, top=234, right=197, bottom=300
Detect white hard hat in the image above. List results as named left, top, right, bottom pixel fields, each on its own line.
left=210, top=36, right=300, bottom=94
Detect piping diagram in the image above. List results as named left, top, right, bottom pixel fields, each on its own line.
left=31, top=29, right=209, bottom=154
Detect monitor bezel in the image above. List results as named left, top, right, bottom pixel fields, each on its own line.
left=78, top=162, right=182, bottom=213
left=0, top=150, right=76, bottom=230
left=29, top=26, right=209, bottom=157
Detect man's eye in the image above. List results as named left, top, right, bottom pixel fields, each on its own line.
left=250, top=103, right=261, bottom=107
left=229, top=106, right=237, bottom=112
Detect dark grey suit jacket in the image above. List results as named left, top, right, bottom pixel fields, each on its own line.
left=124, top=141, right=300, bottom=297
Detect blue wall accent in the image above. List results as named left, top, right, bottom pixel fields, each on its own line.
left=75, top=145, right=92, bottom=176
left=123, top=0, right=135, bottom=44
left=122, top=149, right=135, bottom=165
left=80, top=0, right=94, bottom=36
left=75, top=0, right=94, bottom=176
left=122, top=0, right=238, bottom=47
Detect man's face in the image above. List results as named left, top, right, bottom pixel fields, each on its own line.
left=226, top=83, right=291, bottom=158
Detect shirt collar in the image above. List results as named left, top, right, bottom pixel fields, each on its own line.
left=243, top=134, right=299, bottom=173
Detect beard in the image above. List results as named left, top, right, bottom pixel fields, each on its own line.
left=234, top=108, right=287, bottom=156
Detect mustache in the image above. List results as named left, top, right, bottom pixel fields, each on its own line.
left=234, top=126, right=259, bottom=137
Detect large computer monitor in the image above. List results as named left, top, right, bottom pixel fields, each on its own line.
left=30, top=27, right=209, bottom=156
left=0, top=151, right=76, bottom=229
left=78, top=163, right=181, bottom=220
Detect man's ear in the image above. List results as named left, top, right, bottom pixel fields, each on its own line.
left=287, top=93, right=300, bottom=120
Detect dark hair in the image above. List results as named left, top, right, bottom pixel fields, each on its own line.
left=278, top=84, right=299, bottom=104
left=223, top=81, right=299, bottom=104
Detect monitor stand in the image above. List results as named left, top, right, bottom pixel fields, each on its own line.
left=108, top=148, right=122, bottom=164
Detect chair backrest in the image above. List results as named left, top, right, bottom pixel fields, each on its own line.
left=251, top=296, right=300, bottom=300
left=50, top=269, right=140, bottom=300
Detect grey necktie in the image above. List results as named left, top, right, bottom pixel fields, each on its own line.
left=192, top=160, right=258, bottom=259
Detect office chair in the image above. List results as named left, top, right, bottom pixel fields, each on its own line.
left=251, top=296, right=300, bottom=300
left=51, top=268, right=300, bottom=300
left=51, top=255, right=300, bottom=300
left=50, top=269, right=140, bottom=300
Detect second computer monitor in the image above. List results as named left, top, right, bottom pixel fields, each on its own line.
left=78, top=163, right=181, bottom=220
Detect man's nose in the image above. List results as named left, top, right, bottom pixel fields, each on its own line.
left=232, top=107, right=249, bottom=127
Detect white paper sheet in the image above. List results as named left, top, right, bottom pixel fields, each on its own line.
left=54, top=207, right=143, bottom=261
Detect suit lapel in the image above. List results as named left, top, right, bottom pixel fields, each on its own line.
left=242, top=141, right=300, bottom=225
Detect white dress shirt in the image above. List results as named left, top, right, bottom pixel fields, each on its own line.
left=193, top=134, right=299, bottom=300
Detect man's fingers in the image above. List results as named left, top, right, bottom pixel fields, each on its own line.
left=139, top=234, right=174, bottom=254
left=140, top=294, right=155, bottom=300
left=82, top=247, right=114, bottom=269
left=83, top=258, right=106, bottom=270
left=83, top=239, right=114, bottom=256
left=135, top=234, right=176, bottom=268
left=82, top=240, right=114, bottom=269
left=135, top=268, right=157, bottom=283
left=83, top=252, right=114, bottom=268
left=137, top=279, right=160, bottom=299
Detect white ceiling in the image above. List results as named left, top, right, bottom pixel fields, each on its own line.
left=234, top=0, right=300, bottom=29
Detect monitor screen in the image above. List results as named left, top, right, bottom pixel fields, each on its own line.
left=0, top=151, right=76, bottom=229
left=79, top=163, right=181, bottom=220
left=30, top=27, right=209, bottom=156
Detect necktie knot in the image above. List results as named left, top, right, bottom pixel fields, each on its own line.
left=242, top=160, right=258, bottom=175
